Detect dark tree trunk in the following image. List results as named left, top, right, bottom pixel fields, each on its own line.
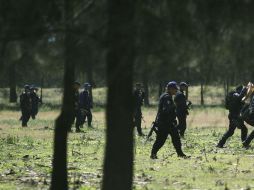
left=102, top=0, right=136, bottom=190
left=200, top=81, right=204, bottom=106
left=0, top=39, right=7, bottom=68
left=9, top=63, right=17, bottom=103
left=50, top=0, right=75, bottom=189
left=142, top=70, right=150, bottom=106
left=86, top=63, right=94, bottom=105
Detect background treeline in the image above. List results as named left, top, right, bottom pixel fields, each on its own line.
left=1, top=0, right=254, bottom=103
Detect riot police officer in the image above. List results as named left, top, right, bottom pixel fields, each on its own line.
left=133, top=83, right=145, bottom=136
left=79, top=83, right=93, bottom=127
left=20, top=85, right=32, bottom=127
left=217, top=85, right=248, bottom=148
left=174, top=82, right=190, bottom=138
left=151, top=81, right=188, bottom=159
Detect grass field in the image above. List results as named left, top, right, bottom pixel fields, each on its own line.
left=0, top=86, right=254, bottom=190
left=1, top=106, right=254, bottom=190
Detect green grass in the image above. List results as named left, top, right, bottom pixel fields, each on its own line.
left=0, top=107, right=254, bottom=189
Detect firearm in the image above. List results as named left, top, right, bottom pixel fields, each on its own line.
left=146, top=122, right=158, bottom=141
left=146, top=114, right=159, bottom=143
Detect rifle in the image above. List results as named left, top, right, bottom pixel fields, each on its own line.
left=146, top=121, right=158, bottom=142
left=145, top=114, right=159, bottom=143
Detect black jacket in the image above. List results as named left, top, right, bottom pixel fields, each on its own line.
left=157, top=93, right=176, bottom=125
left=174, top=90, right=188, bottom=116
left=229, top=87, right=247, bottom=118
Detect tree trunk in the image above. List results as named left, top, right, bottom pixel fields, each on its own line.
left=102, top=0, right=136, bottom=190
left=50, top=0, right=75, bottom=189
left=142, top=70, right=149, bottom=106
left=0, top=39, right=7, bottom=68
left=200, top=81, right=204, bottom=106
left=9, top=63, right=17, bottom=103
left=86, top=63, right=94, bottom=105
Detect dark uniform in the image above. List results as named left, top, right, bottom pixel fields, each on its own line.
left=217, top=86, right=248, bottom=148
left=30, top=87, right=41, bottom=119
left=174, top=90, right=188, bottom=137
left=133, top=88, right=145, bottom=136
left=79, top=83, right=93, bottom=127
left=20, top=85, right=32, bottom=127
left=151, top=82, right=186, bottom=159
left=243, top=95, right=254, bottom=148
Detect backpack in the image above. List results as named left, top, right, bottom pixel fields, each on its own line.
left=225, top=91, right=235, bottom=110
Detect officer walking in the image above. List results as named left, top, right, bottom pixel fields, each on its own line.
left=79, top=83, right=93, bottom=127
left=151, top=81, right=188, bottom=159
left=240, top=83, right=254, bottom=148
left=20, top=85, right=32, bottom=127
left=133, top=83, right=145, bottom=136
left=30, top=85, right=41, bottom=119
left=174, top=82, right=191, bottom=138
left=217, top=85, right=248, bottom=148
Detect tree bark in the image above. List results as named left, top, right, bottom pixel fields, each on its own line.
left=102, top=0, right=136, bottom=190
left=0, top=39, right=7, bottom=68
left=86, top=62, right=94, bottom=105
left=142, top=69, right=150, bottom=106
left=50, top=0, right=75, bottom=189
left=200, top=81, right=204, bottom=106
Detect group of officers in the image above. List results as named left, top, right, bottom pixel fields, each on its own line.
left=19, top=85, right=41, bottom=127
left=135, top=81, right=254, bottom=159
left=20, top=80, right=254, bottom=160
left=133, top=81, right=191, bottom=159
left=19, top=82, right=93, bottom=131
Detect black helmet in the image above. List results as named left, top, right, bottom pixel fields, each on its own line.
left=167, top=81, right=178, bottom=90
left=179, top=82, right=189, bottom=87
left=24, top=85, right=30, bottom=90
left=235, top=85, right=243, bottom=93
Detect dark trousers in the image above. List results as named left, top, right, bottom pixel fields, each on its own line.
left=177, top=114, right=187, bottom=137
left=21, top=110, right=30, bottom=127
left=218, top=116, right=248, bottom=146
left=84, top=109, right=92, bottom=127
left=134, top=115, right=143, bottom=135
left=75, top=109, right=83, bottom=130
left=31, top=106, right=38, bottom=119
left=151, top=124, right=184, bottom=156
left=243, top=130, right=254, bottom=146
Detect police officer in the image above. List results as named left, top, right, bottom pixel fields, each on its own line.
left=30, top=85, right=41, bottom=119
left=241, top=83, right=254, bottom=148
left=79, top=83, right=93, bottom=127
left=174, top=82, right=190, bottom=138
left=133, top=83, right=145, bottom=136
left=243, top=94, right=254, bottom=148
left=151, top=81, right=188, bottom=159
left=217, top=85, right=248, bottom=148
left=20, top=85, right=32, bottom=127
